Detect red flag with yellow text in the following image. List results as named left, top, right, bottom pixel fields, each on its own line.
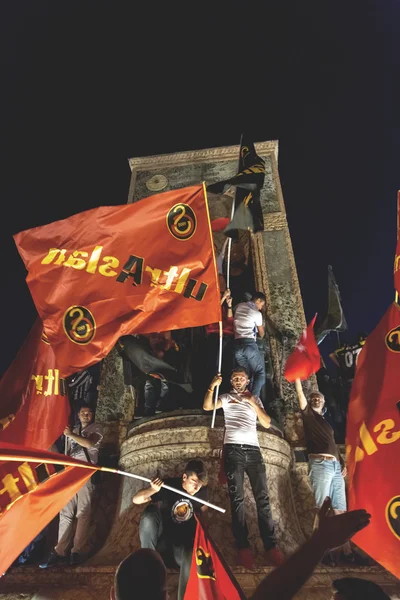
left=395, top=191, right=400, bottom=296
left=14, top=185, right=221, bottom=377
left=0, top=443, right=97, bottom=574
left=346, top=302, right=400, bottom=578
left=184, top=517, right=245, bottom=600
left=284, top=315, right=321, bottom=382
left=0, top=319, right=69, bottom=448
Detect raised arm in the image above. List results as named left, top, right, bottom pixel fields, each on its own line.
left=132, top=478, right=163, bottom=505
left=250, top=498, right=371, bottom=600
left=294, top=378, right=308, bottom=411
left=203, top=375, right=223, bottom=411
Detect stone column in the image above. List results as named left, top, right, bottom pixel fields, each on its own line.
left=127, top=141, right=307, bottom=444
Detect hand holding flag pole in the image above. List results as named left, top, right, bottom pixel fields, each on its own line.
left=0, top=445, right=225, bottom=514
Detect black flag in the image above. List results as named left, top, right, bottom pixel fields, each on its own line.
left=315, top=266, right=348, bottom=344
left=207, top=137, right=265, bottom=236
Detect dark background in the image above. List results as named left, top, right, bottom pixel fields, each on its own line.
left=1, top=2, right=399, bottom=376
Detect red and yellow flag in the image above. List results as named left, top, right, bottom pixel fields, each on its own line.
left=395, top=191, right=400, bottom=296
left=346, top=302, right=400, bottom=578
left=184, top=517, right=245, bottom=600
left=14, top=185, right=221, bottom=377
left=0, top=319, right=69, bottom=448
left=0, top=443, right=97, bottom=574
left=284, top=314, right=321, bottom=382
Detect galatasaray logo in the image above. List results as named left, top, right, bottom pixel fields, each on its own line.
left=167, top=204, right=197, bottom=241
left=171, top=499, right=194, bottom=523
left=63, top=305, right=96, bottom=345
left=386, top=496, right=400, bottom=540
left=385, top=326, right=400, bottom=353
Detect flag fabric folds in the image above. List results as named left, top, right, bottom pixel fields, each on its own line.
left=284, top=315, right=321, bottom=382
left=184, top=517, right=245, bottom=600
left=346, top=302, right=400, bottom=579
left=0, top=443, right=97, bottom=575
left=314, top=265, right=348, bottom=344
left=395, top=191, right=400, bottom=296
left=207, top=137, right=265, bottom=236
left=0, top=319, right=70, bottom=448
left=14, top=184, right=221, bottom=377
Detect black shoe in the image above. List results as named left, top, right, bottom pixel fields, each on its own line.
left=143, top=408, right=155, bottom=417
left=69, top=553, right=84, bottom=566
left=39, top=551, right=67, bottom=569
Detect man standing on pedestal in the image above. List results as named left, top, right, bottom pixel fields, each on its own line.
left=203, top=368, right=284, bottom=569
left=40, top=405, right=103, bottom=567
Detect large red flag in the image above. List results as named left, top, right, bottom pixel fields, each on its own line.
left=395, top=191, right=400, bottom=296
left=0, top=443, right=98, bottom=574
left=284, top=314, right=321, bottom=382
left=0, top=319, right=70, bottom=448
left=346, top=302, right=400, bottom=578
left=14, top=185, right=221, bottom=377
left=184, top=517, right=245, bottom=600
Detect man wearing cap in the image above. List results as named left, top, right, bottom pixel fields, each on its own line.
left=132, top=459, right=208, bottom=600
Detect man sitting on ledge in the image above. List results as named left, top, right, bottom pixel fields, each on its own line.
left=132, top=459, right=208, bottom=600
left=204, top=368, right=284, bottom=569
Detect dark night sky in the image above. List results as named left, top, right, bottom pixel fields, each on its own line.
left=1, top=2, right=399, bottom=376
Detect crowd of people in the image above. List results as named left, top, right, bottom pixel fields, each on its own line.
left=11, top=238, right=381, bottom=598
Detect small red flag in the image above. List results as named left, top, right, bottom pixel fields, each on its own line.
left=211, top=217, right=230, bottom=232
left=14, top=185, right=221, bottom=377
left=284, top=314, right=321, bottom=382
left=346, top=302, right=400, bottom=578
left=0, top=443, right=98, bottom=575
left=184, top=517, right=245, bottom=600
left=0, top=319, right=70, bottom=448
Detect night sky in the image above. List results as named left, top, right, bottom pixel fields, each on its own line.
left=1, top=2, right=399, bottom=376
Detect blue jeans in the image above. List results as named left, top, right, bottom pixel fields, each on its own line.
left=308, top=457, right=347, bottom=510
left=224, top=444, right=276, bottom=551
left=234, top=339, right=265, bottom=397
left=144, top=379, right=169, bottom=415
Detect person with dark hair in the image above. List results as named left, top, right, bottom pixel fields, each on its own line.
left=40, top=405, right=103, bottom=568
left=233, top=291, right=267, bottom=397
left=132, top=459, right=208, bottom=600
left=332, top=577, right=390, bottom=599
left=111, top=549, right=168, bottom=600
left=204, top=368, right=283, bottom=569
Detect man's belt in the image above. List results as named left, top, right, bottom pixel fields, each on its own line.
left=308, top=453, right=337, bottom=461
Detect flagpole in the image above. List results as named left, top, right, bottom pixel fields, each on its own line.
left=211, top=321, right=223, bottom=429
left=211, top=135, right=243, bottom=429
left=0, top=453, right=226, bottom=513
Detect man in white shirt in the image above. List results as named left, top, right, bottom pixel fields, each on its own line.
left=40, top=405, right=103, bottom=568
left=203, top=368, right=284, bottom=569
left=233, top=292, right=266, bottom=397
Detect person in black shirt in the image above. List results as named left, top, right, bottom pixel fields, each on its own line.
left=132, top=460, right=208, bottom=600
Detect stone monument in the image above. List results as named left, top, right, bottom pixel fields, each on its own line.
left=2, top=141, right=400, bottom=599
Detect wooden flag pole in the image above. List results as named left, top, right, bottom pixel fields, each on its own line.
left=0, top=453, right=225, bottom=513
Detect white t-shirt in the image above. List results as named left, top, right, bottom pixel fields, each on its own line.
left=220, top=392, right=264, bottom=446
left=233, top=302, right=263, bottom=340
left=68, top=422, right=103, bottom=464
